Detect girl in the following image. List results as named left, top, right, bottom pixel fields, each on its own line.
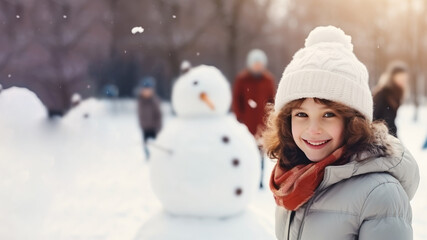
left=263, top=26, right=420, bottom=240
left=373, top=61, right=409, bottom=137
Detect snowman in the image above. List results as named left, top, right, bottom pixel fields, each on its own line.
left=150, top=65, right=261, bottom=218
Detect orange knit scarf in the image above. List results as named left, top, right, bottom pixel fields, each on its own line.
left=269, top=147, right=345, bottom=211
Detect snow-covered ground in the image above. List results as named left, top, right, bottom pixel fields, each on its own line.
left=0, top=87, right=426, bottom=240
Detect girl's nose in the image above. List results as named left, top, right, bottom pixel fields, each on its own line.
left=308, top=121, right=322, bottom=134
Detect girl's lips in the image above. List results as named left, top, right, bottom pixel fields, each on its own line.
left=303, top=139, right=331, bottom=149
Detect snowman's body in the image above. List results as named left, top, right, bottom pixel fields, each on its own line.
left=150, top=65, right=261, bottom=218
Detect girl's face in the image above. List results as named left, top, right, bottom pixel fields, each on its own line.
left=291, top=98, right=345, bottom=162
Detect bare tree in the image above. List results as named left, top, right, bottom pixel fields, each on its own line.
left=0, top=1, right=32, bottom=72
left=8, top=0, right=110, bottom=114
left=211, top=0, right=273, bottom=78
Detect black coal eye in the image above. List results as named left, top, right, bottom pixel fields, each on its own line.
left=193, top=80, right=198, bottom=86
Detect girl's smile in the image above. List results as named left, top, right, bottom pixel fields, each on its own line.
left=291, top=98, right=345, bottom=162
left=303, top=139, right=331, bottom=149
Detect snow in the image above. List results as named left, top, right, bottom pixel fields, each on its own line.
left=395, top=105, right=427, bottom=239
left=0, top=87, right=47, bottom=124
left=180, top=60, right=191, bottom=71
left=136, top=210, right=274, bottom=240
left=0, top=86, right=426, bottom=239
left=248, top=99, right=257, bottom=108
left=131, top=27, right=144, bottom=34
left=71, top=93, right=82, bottom=104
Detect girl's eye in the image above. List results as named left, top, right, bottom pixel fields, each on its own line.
left=324, top=112, right=336, bottom=118
left=295, top=112, right=308, bottom=117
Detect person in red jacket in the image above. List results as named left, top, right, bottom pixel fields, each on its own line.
left=232, top=49, right=276, bottom=188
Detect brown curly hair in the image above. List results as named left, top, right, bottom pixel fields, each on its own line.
left=262, top=98, right=388, bottom=169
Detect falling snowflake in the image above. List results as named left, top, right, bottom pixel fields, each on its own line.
left=87, top=85, right=91, bottom=89
left=196, top=52, right=200, bottom=56
left=63, top=15, right=67, bottom=19
left=124, top=50, right=127, bottom=54
left=8, top=74, right=11, bottom=78
left=16, top=15, right=20, bottom=19
left=248, top=99, right=257, bottom=108
left=131, top=26, right=144, bottom=34
left=172, top=15, right=176, bottom=19
left=71, top=93, right=81, bottom=103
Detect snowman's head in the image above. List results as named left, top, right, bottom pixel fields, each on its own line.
left=172, top=65, right=231, bottom=117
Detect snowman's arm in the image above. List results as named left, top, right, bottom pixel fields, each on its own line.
left=148, top=141, right=173, bottom=155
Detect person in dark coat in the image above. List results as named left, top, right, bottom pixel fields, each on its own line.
left=137, top=77, right=162, bottom=159
left=373, top=61, right=409, bottom=137
left=232, top=49, right=276, bottom=189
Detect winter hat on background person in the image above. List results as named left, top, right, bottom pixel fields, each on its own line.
left=139, top=76, right=156, bottom=89
left=246, top=49, right=268, bottom=68
left=274, top=25, right=373, bottom=121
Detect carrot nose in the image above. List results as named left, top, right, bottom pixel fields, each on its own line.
left=200, top=92, right=215, bottom=110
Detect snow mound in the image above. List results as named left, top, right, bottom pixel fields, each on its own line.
left=135, top=210, right=275, bottom=240
left=0, top=87, right=46, bottom=124
left=63, top=98, right=107, bottom=122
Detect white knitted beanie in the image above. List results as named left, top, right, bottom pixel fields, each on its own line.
left=247, top=49, right=268, bottom=68
left=274, top=26, right=373, bottom=121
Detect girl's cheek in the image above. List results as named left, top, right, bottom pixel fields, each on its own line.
left=331, top=120, right=345, bottom=140
left=291, top=121, right=301, bottom=136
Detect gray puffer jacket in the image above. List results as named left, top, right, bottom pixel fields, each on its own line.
left=275, top=134, right=420, bottom=240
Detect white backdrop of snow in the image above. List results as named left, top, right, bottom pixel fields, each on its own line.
left=0, top=86, right=426, bottom=240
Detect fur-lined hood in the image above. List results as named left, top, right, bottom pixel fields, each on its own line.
left=319, top=126, right=420, bottom=200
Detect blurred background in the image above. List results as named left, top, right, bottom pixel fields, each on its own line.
left=1, top=0, right=427, bottom=240
left=1, top=0, right=426, bottom=109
